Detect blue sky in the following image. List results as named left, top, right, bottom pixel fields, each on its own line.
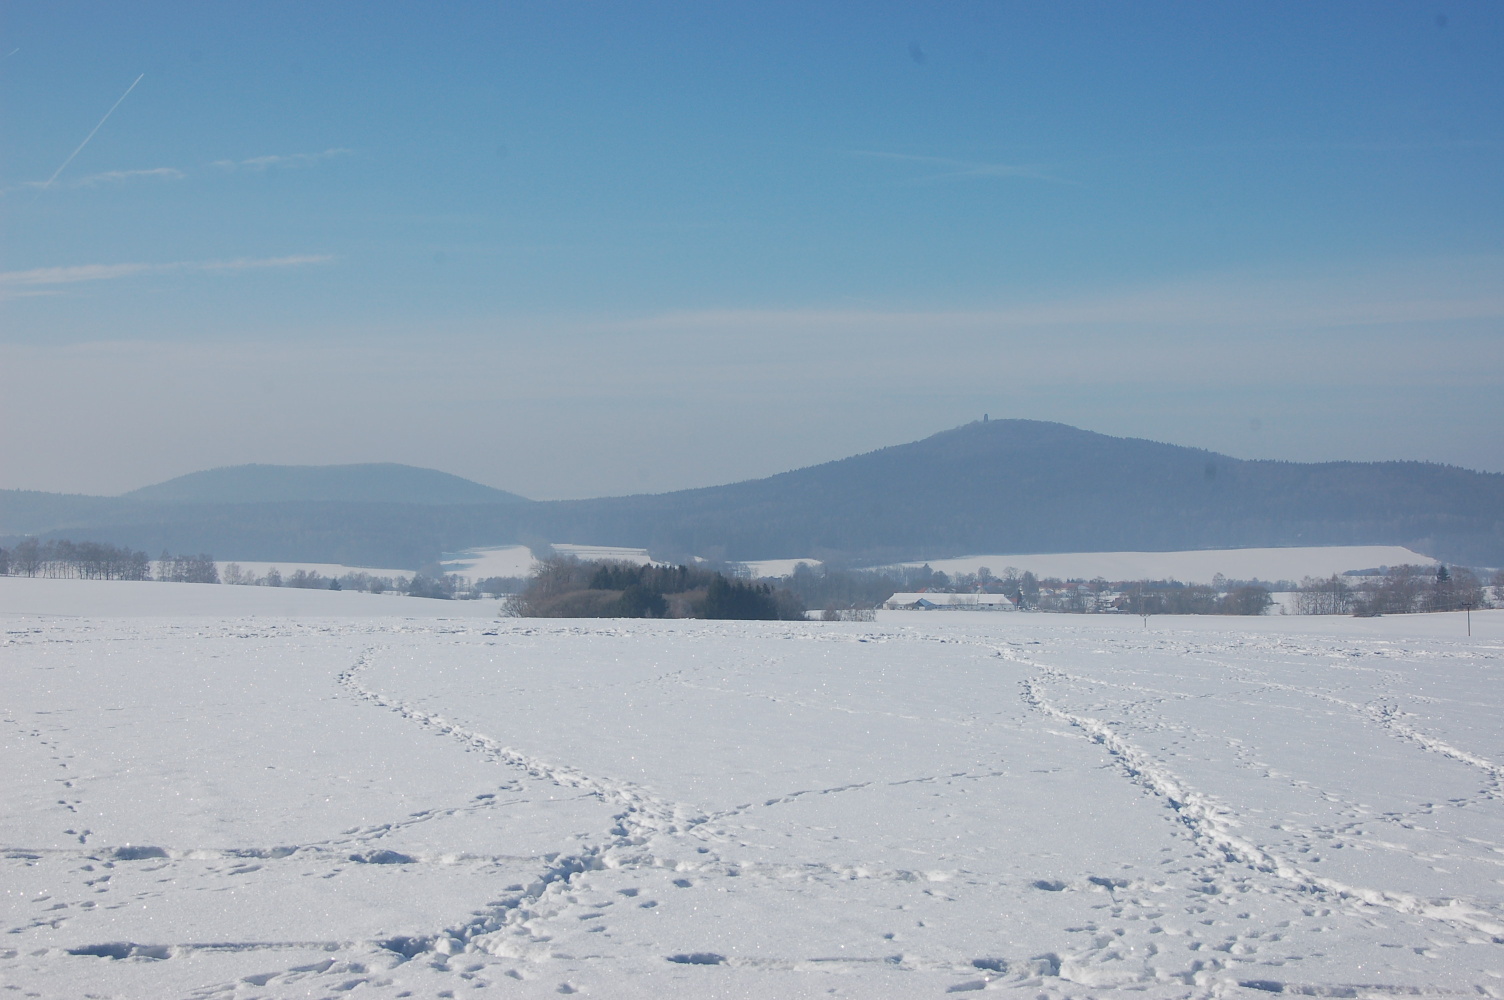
left=2, top=2, right=1501, bottom=498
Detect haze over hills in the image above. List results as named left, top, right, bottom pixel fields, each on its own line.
left=121, top=463, right=528, bottom=506
left=3, top=421, right=1501, bottom=570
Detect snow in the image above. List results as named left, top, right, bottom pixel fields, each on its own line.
left=550, top=543, right=655, bottom=564
left=887, top=545, right=1440, bottom=584
left=442, top=543, right=656, bottom=581
left=440, top=544, right=537, bottom=580
left=5, top=592, right=1504, bottom=998
left=742, top=558, right=822, bottom=578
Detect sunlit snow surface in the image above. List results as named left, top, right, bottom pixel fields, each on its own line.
left=4, top=608, right=1504, bottom=998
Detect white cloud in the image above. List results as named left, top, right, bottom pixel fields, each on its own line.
left=0, top=262, right=155, bottom=286
left=212, top=148, right=352, bottom=171
left=0, top=254, right=334, bottom=297
left=73, top=166, right=185, bottom=186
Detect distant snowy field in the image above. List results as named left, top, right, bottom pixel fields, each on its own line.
left=894, top=545, right=1441, bottom=584
left=5, top=588, right=1504, bottom=998
left=0, top=577, right=496, bottom=618
left=442, top=544, right=656, bottom=581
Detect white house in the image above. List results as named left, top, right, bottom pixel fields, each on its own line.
left=882, top=592, right=1017, bottom=611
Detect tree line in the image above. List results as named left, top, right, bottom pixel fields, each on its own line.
left=1292, top=565, right=1500, bottom=616
left=0, top=539, right=216, bottom=583
left=1111, top=582, right=1273, bottom=616
left=770, top=562, right=1280, bottom=616
left=222, top=563, right=523, bottom=600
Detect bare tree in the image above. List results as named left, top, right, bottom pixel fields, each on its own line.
left=1358, top=565, right=1425, bottom=615
left=1293, top=574, right=1354, bottom=615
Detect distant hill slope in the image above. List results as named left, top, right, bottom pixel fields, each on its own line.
left=527, top=420, right=1504, bottom=566
left=0, top=490, right=144, bottom=539
left=121, top=463, right=528, bottom=506
left=5, top=422, right=1502, bottom=568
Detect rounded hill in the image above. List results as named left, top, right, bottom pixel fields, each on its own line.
left=121, top=463, right=529, bottom=506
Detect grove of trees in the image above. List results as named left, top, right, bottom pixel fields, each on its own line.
left=0, top=539, right=180, bottom=582
left=503, top=557, right=805, bottom=620
left=156, top=551, right=220, bottom=584
left=1113, top=582, right=1273, bottom=616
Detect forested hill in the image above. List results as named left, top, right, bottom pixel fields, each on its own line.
left=531, top=420, right=1504, bottom=566
left=4, top=421, right=1502, bottom=568
left=121, top=463, right=527, bottom=506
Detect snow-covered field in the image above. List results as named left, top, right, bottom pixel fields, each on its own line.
left=0, top=577, right=496, bottom=618
left=5, top=589, right=1504, bottom=998
left=741, top=557, right=823, bottom=578
left=442, top=544, right=538, bottom=579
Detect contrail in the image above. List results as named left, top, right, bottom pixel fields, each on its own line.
left=39, top=73, right=144, bottom=191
